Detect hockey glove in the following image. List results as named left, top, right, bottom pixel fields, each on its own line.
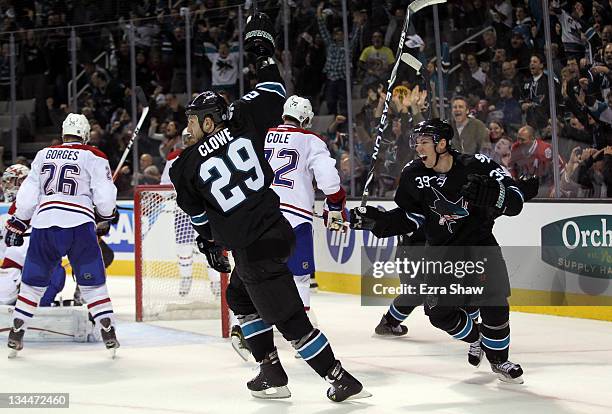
left=323, top=188, right=347, bottom=232
left=349, top=206, right=385, bottom=231
left=244, top=12, right=276, bottom=57
left=196, top=236, right=231, bottom=273
left=5, top=216, right=29, bottom=247
left=95, top=208, right=119, bottom=225
left=461, top=174, right=506, bottom=209
left=516, top=174, right=539, bottom=202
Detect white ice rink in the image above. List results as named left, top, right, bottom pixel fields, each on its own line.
left=1, top=276, right=612, bottom=414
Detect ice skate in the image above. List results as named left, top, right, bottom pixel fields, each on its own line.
left=468, top=336, right=483, bottom=367
left=178, top=275, right=193, bottom=297
left=325, top=361, right=372, bottom=402
left=374, top=315, right=408, bottom=337
left=99, top=317, right=120, bottom=358
left=7, top=318, right=25, bottom=358
left=231, top=325, right=252, bottom=362
left=491, top=360, right=524, bottom=384
left=247, top=349, right=291, bottom=399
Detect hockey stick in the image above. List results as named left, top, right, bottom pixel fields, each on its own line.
left=112, top=86, right=150, bottom=181
left=360, top=0, right=446, bottom=207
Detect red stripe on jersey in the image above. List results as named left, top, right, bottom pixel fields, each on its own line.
left=8, top=201, right=16, bottom=215
left=39, top=200, right=94, bottom=214
left=1, top=257, right=23, bottom=270
left=279, top=202, right=313, bottom=216
left=88, top=297, right=111, bottom=309
left=48, top=144, right=108, bottom=160
left=268, top=126, right=325, bottom=142
left=17, top=295, right=37, bottom=307
left=167, top=149, right=183, bottom=161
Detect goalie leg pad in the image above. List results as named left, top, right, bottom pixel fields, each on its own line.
left=0, top=267, right=21, bottom=305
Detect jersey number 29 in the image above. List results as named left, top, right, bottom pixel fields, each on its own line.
left=199, top=138, right=265, bottom=212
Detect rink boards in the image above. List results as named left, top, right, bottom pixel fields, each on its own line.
left=1, top=200, right=611, bottom=321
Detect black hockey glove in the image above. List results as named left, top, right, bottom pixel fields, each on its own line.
left=5, top=216, right=29, bottom=247
left=516, top=174, right=539, bottom=202
left=196, top=236, right=231, bottom=273
left=461, top=174, right=506, bottom=209
left=349, top=206, right=385, bottom=231
left=244, top=12, right=275, bottom=57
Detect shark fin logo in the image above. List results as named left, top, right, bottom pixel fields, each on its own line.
left=429, top=187, right=469, bottom=233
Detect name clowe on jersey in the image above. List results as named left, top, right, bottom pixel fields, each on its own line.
left=198, top=128, right=234, bottom=157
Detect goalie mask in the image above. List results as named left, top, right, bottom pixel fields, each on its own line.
left=2, top=164, right=30, bottom=202
left=283, top=95, right=314, bottom=129
left=62, top=113, right=91, bottom=143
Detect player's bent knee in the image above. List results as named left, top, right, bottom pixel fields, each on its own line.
left=426, top=306, right=461, bottom=332
left=244, top=276, right=304, bottom=324
left=275, top=308, right=313, bottom=341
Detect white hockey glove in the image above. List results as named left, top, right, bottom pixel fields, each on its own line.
left=323, top=188, right=347, bottom=232
left=5, top=216, right=29, bottom=247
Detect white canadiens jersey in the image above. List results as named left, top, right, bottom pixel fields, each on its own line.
left=160, top=149, right=183, bottom=185
left=264, top=124, right=341, bottom=228
left=15, top=143, right=117, bottom=229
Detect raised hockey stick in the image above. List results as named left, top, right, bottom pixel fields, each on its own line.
left=112, top=86, right=150, bottom=181
left=360, top=0, right=446, bottom=207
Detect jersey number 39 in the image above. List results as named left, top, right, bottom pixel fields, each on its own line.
left=199, top=138, right=265, bottom=212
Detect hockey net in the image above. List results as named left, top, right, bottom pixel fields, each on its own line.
left=134, top=185, right=229, bottom=337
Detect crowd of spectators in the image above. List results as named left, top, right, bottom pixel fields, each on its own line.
left=0, top=0, right=611, bottom=200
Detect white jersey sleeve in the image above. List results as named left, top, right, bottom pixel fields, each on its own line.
left=15, top=143, right=117, bottom=229
left=265, top=124, right=341, bottom=227
left=160, top=149, right=183, bottom=185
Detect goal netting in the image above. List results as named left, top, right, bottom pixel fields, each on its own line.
left=134, top=185, right=229, bottom=337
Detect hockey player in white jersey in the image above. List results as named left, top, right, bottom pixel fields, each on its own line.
left=161, top=127, right=222, bottom=298
left=266, top=95, right=346, bottom=312
left=5, top=113, right=120, bottom=358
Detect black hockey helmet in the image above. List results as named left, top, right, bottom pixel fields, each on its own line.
left=411, top=118, right=454, bottom=147
left=186, top=91, right=229, bottom=125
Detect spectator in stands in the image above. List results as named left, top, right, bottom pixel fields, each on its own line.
left=293, top=32, right=326, bottom=111
left=488, top=120, right=511, bottom=145
left=165, top=93, right=187, bottom=130
left=501, top=60, right=524, bottom=94
left=358, top=31, right=394, bottom=97
left=136, top=153, right=161, bottom=185
left=0, top=43, right=10, bottom=100
left=135, top=51, right=155, bottom=95
left=492, top=80, right=522, bottom=127
left=507, top=31, right=531, bottom=74
left=90, top=71, right=126, bottom=127
left=520, top=54, right=554, bottom=132
left=206, top=42, right=239, bottom=101
left=159, top=120, right=181, bottom=160
left=569, top=146, right=612, bottom=197
left=451, top=96, right=491, bottom=154
left=317, top=2, right=356, bottom=115
left=510, top=125, right=562, bottom=197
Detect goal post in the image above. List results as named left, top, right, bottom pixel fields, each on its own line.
left=134, top=185, right=230, bottom=337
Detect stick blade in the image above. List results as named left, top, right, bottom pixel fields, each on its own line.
left=409, top=0, right=446, bottom=14
left=400, top=53, right=423, bottom=72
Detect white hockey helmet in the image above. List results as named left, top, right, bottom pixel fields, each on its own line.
left=1, top=164, right=30, bottom=202
left=62, top=113, right=91, bottom=143
left=283, top=95, right=314, bottom=129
